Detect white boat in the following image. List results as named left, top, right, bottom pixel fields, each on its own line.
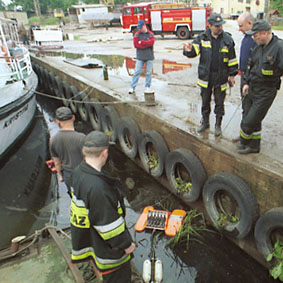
left=0, top=17, right=37, bottom=158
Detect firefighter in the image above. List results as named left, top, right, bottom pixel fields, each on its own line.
left=183, top=13, right=238, bottom=136
left=237, top=20, right=283, bottom=154
left=70, top=131, right=136, bottom=282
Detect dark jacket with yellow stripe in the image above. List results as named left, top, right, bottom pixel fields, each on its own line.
left=183, top=28, right=238, bottom=90
left=243, top=34, right=283, bottom=90
left=70, top=161, right=132, bottom=273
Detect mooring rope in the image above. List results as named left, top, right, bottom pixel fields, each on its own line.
left=24, top=87, right=145, bottom=105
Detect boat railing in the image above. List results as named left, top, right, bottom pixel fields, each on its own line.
left=0, top=48, right=33, bottom=83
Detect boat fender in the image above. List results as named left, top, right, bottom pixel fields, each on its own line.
left=118, top=116, right=141, bottom=159
left=62, top=81, right=71, bottom=107
left=69, top=85, right=78, bottom=113
left=54, top=76, right=63, bottom=98
left=77, top=91, right=89, bottom=122
left=142, top=259, right=151, bottom=283
left=138, top=130, right=169, bottom=177
left=101, top=105, right=120, bottom=142
left=254, top=207, right=283, bottom=261
left=154, top=259, right=163, bottom=283
left=202, top=172, right=259, bottom=239
left=165, top=148, right=207, bottom=202
left=87, top=98, right=103, bottom=131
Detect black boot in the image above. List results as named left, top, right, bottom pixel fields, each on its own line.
left=198, top=118, right=209, bottom=133
left=215, top=117, right=222, bottom=137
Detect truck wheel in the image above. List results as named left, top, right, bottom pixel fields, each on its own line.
left=177, top=27, right=190, bottom=40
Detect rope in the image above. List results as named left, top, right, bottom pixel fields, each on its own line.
left=25, top=87, right=145, bottom=106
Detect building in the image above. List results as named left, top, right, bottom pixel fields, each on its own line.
left=0, top=11, right=28, bottom=26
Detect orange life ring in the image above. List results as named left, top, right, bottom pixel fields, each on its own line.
left=1, top=44, right=10, bottom=62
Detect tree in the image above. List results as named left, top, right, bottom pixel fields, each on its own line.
left=0, top=0, right=5, bottom=11
left=270, top=0, right=283, bottom=15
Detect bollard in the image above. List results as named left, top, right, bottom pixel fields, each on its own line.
left=103, top=65, right=109, bottom=80
left=144, top=90, right=156, bottom=106
left=10, top=235, right=26, bottom=253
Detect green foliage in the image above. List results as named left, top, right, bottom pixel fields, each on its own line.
left=175, top=177, right=192, bottom=194
left=0, top=0, right=5, bottom=11
left=147, top=155, right=158, bottom=169
left=216, top=213, right=239, bottom=227
left=267, top=240, right=283, bottom=281
left=270, top=0, right=283, bottom=15
left=166, top=209, right=212, bottom=251
left=28, top=16, right=60, bottom=26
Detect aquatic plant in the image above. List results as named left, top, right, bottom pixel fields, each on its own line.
left=165, top=209, right=211, bottom=251
left=216, top=213, right=239, bottom=227
left=267, top=240, right=283, bottom=281
left=175, top=177, right=192, bottom=194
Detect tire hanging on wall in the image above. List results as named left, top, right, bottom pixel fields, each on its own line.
left=69, top=85, right=78, bottom=113
left=42, top=68, right=50, bottom=92
left=37, top=66, right=45, bottom=91
left=54, top=76, right=63, bottom=98
left=138, top=130, right=169, bottom=177
left=77, top=91, right=89, bottom=122
left=118, top=117, right=141, bottom=159
left=101, top=105, right=120, bottom=142
left=202, top=172, right=258, bottom=239
left=254, top=207, right=283, bottom=260
left=165, top=148, right=207, bottom=202
left=47, top=71, right=55, bottom=95
left=62, top=81, right=71, bottom=107
left=87, top=98, right=103, bottom=131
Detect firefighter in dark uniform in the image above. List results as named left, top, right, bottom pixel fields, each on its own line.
left=70, top=131, right=136, bottom=282
left=237, top=20, right=283, bottom=154
left=183, top=13, right=238, bottom=136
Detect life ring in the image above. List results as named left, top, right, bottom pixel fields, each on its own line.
left=62, top=81, right=71, bottom=107
left=77, top=91, right=89, bottom=122
left=138, top=130, right=169, bottom=177
left=54, top=76, right=63, bottom=98
left=47, top=71, right=55, bottom=95
left=87, top=98, right=103, bottom=130
left=101, top=105, right=120, bottom=142
left=118, top=116, right=141, bottom=159
left=254, top=207, right=283, bottom=260
left=202, top=172, right=258, bottom=239
left=165, top=148, right=207, bottom=202
left=69, top=85, right=78, bottom=113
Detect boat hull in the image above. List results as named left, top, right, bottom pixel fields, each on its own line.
left=0, top=72, right=38, bottom=158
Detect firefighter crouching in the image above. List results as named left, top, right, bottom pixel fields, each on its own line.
left=70, top=131, right=136, bottom=282
left=237, top=20, right=283, bottom=154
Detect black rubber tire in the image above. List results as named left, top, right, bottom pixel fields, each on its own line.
left=254, top=207, right=283, bottom=259
left=202, top=172, right=258, bottom=239
left=177, top=27, right=190, bottom=40
left=77, top=91, right=89, bottom=122
left=62, top=81, right=71, bottom=107
left=42, top=68, right=50, bottom=92
left=54, top=76, right=63, bottom=98
left=165, top=148, right=207, bottom=202
left=101, top=106, right=120, bottom=142
left=47, top=71, right=55, bottom=95
left=88, top=98, right=103, bottom=131
left=138, top=130, right=169, bottom=177
left=37, top=66, right=45, bottom=90
left=118, top=117, right=141, bottom=159
left=69, top=85, right=78, bottom=113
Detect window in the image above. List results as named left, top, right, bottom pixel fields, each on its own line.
left=246, top=0, right=251, bottom=3
left=123, top=8, right=131, bottom=16
left=134, top=7, right=143, bottom=15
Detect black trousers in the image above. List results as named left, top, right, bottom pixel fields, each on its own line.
left=240, top=84, right=277, bottom=149
left=102, top=261, right=131, bottom=283
left=200, top=73, right=226, bottom=122
left=240, top=72, right=249, bottom=117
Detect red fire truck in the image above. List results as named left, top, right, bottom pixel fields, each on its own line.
left=121, top=2, right=212, bottom=39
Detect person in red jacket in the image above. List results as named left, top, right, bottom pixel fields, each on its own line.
left=128, top=20, right=155, bottom=94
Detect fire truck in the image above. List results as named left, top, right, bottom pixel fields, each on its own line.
left=121, top=2, right=212, bottom=39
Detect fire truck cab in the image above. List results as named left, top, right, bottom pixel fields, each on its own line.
left=121, top=2, right=212, bottom=39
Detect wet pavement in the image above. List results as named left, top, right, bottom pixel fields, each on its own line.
left=31, top=21, right=283, bottom=171
left=0, top=95, right=279, bottom=282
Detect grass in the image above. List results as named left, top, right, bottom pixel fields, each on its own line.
left=267, top=240, right=283, bottom=281
left=216, top=213, right=239, bottom=227
left=166, top=209, right=212, bottom=252
left=175, top=177, right=192, bottom=194
left=272, top=26, right=283, bottom=31
left=28, top=16, right=70, bottom=27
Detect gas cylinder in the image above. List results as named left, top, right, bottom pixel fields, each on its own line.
left=103, top=65, right=109, bottom=80
left=154, top=259, right=163, bottom=282
left=142, top=259, right=151, bottom=283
